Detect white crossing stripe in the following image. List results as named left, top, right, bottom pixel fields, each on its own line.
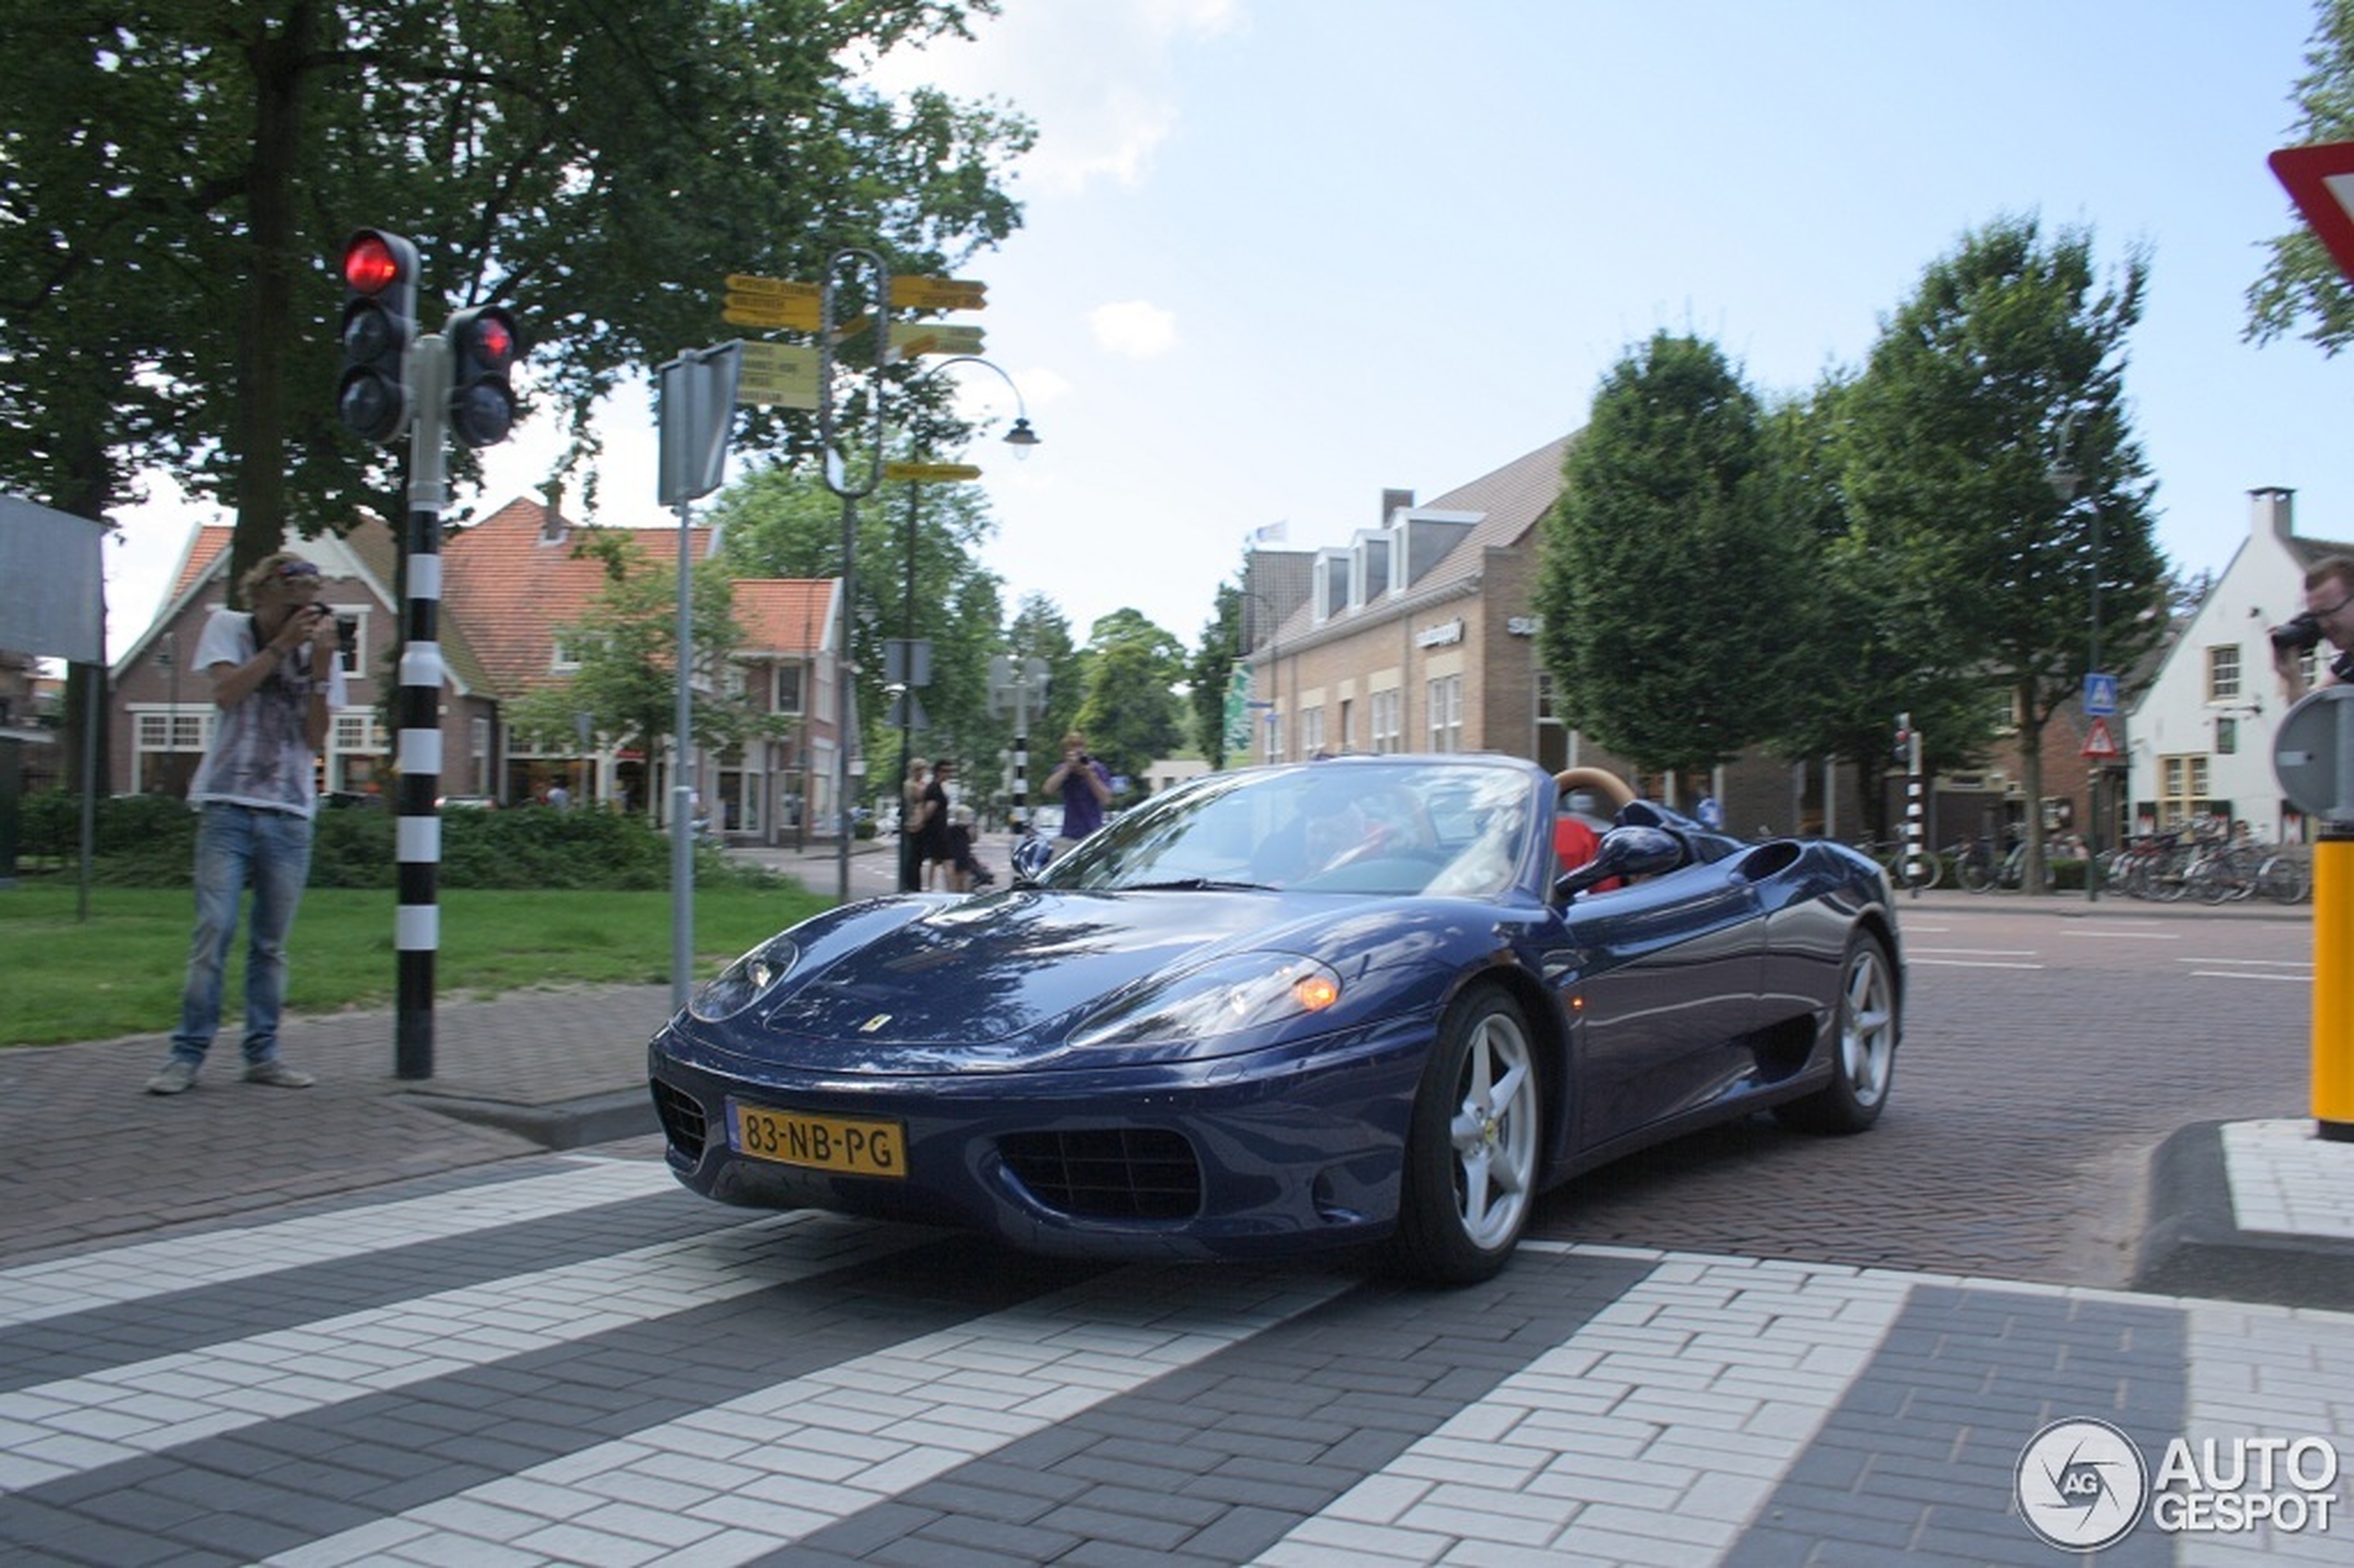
left=1252, top=1250, right=1912, bottom=1565
left=0, top=1158, right=679, bottom=1330
left=257, top=1264, right=1355, bottom=1568
left=0, top=1210, right=917, bottom=1496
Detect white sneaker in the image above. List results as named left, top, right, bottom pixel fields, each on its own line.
left=242, top=1060, right=315, bottom=1089
left=146, top=1059, right=199, bottom=1095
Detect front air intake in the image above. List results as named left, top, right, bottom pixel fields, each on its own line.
left=997, top=1129, right=1202, bottom=1220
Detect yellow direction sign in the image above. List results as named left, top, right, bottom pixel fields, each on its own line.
left=888, top=322, right=985, bottom=360
left=721, top=274, right=823, bottom=330
left=723, top=295, right=822, bottom=331
left=725, top=273, right=819, bottom=300
left=885, top=461, right=983, bottom=482
left=891, top=275, right=988, bottom=311
left=735, top=342, right=819, bottom=409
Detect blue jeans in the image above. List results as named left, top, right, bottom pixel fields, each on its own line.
left=170, top=803, right=315, bottom=1065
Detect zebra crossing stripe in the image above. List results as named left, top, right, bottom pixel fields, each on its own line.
left=1255, top=1251, right=1913, bottom=1564
left=0, top=1210, right=916, bottom=1496
left=255, top=1264, right=1360, bottom=1567
left=0, top=1159, right=677, bottom=1331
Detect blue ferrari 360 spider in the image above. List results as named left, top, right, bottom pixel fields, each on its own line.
left=648, top=754, right=1902, bottom=1283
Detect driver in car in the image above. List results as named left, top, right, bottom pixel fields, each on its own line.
left=1255, top=785, right=1375, bottom=882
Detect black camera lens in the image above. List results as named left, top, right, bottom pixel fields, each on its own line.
left=2270, top=612, right=2323, bottom=653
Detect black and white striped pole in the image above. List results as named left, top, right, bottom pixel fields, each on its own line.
left=393, top=334, right=450, bottom=1079
left=1897, top=711, right=1926, bottom=899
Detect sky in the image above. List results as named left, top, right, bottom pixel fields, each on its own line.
left=101, top=0, right=2354, bottom=658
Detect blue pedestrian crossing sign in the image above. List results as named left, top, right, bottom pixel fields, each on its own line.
left=2083, top=673, right=2118, bottom=717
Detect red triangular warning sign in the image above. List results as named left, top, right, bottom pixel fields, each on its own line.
left=2082, top=716, right=2120, bottom=759
left=2270, top=142, right=2354, bottom=284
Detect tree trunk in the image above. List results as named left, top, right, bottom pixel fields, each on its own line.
left=226, top=3, right=318, bottom=600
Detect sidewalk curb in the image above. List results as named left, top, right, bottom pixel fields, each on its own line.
left=403, top=1088, right=656, bottom=1151
left=2133, top=1120, right=2354, bottom=1309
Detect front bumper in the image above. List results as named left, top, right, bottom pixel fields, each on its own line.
left=645, top=1018, right=1432, bottom=1261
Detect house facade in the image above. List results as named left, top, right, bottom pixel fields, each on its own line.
left=107, top=495, right=849, bottom=844
left=1241, top=436, right=1872, bottom=840
left=2123, top=487, right=2352, bottom=843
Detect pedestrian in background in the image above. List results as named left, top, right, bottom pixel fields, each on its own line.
left=899, top=756, right=931, bottom=891
left=919, top=759, right=959, bottom=890
left=1042, top=731, right=1113, bottom=858
left=146, top=552, right=348, bottom=1095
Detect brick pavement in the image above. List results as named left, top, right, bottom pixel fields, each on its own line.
left=5, top=856, right=2354, bottom=1562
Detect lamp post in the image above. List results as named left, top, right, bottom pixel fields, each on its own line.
left=892, top=356, right=1038, bottom=888
left=2047, top=406, right=2098, bottom=903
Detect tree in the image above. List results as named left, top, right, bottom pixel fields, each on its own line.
left=504, top=531, right=767, bottom=812
left=709, top=451, right=1006, bottom=801
left=2248, top=0, right=2354, bottom=352
left=1074, top=611, right=1186, bottom=792
left=1534, top=333, right=1812, bottom=785
left=1764, top=377, right=1995, bottom=841
left=0, top=0, right=1031, bottom=599
left=1189, top=579, right=1246, bottom=768
left=1841, top=215, right=2167, bottom=888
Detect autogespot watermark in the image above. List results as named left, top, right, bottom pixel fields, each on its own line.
left=2016, top=1419, right=2342, bottom=1552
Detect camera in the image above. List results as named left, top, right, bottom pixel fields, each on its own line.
left=334, top=613, right=359, bottom=653
left=2270, top=612, right=2323, bottom=654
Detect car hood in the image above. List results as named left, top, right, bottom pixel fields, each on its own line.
left=752, top=888, right=1321, bottom=1053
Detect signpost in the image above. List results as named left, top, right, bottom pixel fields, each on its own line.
left=2269, top=145, right=2354, bottom=1146
left=884, top=460, right=983, bottom=483
left=889, top=322, right=986, bottom=360
left=891, top=275, right=988, bottom=311
left=2080, top=716, right=2120, bottom=761
left=2269, top=142, right=2354, bottom=282
left=734, top=342, right=819, bottom=409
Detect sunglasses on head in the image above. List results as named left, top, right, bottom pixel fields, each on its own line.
left=275, top=561, right=320, bottom=580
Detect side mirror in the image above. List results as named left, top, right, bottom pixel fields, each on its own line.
left=1554, top=824, right=1686, bottom=900
left=1010, top=836, right=1056, bottom=884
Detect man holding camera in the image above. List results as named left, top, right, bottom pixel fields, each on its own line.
left=146, top=552, right=348, bottom=1095
left=2273, top=554, right=2354, bottom=702
left=1042, top=730, right=1114, bottom=858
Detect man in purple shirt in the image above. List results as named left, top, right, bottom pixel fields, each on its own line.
left=1042, top=730, right=1113, bottom=857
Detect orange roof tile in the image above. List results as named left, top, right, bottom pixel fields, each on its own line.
left=731, top=580, right=835, bottom=656
left=441, top=497, right=715, bottom=698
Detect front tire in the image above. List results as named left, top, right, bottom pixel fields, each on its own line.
left=1774, top=931, right=1898, bottom=1134
left=1388, top=987, right=1543, bottom=1286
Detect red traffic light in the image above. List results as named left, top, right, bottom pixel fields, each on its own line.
left=459, top=311, right=515, bottom=370
left=343, top=233, right=404, bottom=295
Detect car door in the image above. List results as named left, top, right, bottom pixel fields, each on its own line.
left=1554, top=858, right=1766, bottom=1154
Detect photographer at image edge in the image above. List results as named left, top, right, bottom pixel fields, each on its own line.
left=1042, top=730, right=1114, bottom=859
left=2272, top=554, right=2354, bottom=702
left=145, top=552, right=348, bottom=1097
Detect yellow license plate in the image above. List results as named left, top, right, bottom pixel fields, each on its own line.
left=730, top=1102, right=906, bottom=1178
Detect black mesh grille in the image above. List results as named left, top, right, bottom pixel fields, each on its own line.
left=651, top=1080, right=707, bottom=1162
left=997, top=1129, right=1202, bottom=1220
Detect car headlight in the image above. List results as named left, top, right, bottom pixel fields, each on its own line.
left=1069, top=955, right=1344, bottom=1049
left=690, top=935, right=801, bottom=1022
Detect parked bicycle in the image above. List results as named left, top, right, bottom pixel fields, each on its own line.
left=1864, top=836, right=1943, bottom=890
left=1955, top=835, right=2056, bottom=893
left=2256, top=849, right=2311, bottom=904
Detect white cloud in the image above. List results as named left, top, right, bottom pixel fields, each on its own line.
left=1087, top=300, right=1179, bottom=360
left=867, top=0, right=1246, bottom=197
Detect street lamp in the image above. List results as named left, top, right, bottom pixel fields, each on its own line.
left=2047, top=406, right=2099, bottom=903
left=893, top=357, right=1040, bottom=889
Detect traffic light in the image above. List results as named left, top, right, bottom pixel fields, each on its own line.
left=337, top=229, right=419, bottom=443
left=444, top=306, right=520, bottom=448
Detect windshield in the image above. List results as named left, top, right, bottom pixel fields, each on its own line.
left=1036, top=759, right=1542, bottom=898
